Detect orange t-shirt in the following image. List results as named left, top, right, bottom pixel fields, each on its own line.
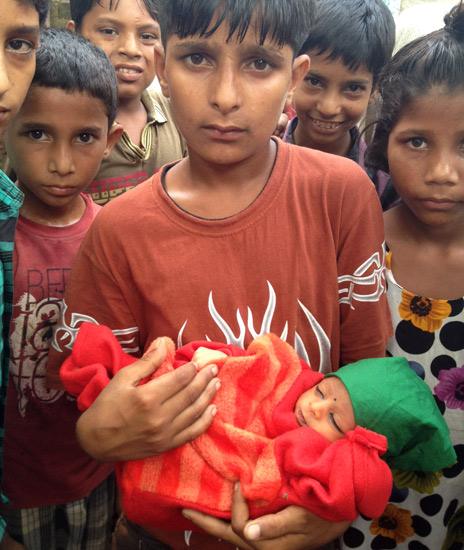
left=49, top=139, right=391, bottom=506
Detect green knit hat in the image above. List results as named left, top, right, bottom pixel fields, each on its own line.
left=327, top=357, right=456, bottom=472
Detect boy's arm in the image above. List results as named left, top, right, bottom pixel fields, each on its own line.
left=336, top=167, right=392, bottom=365
left=47, top=212, right=219, bottom=461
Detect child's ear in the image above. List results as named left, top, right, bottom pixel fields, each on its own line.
left=66, top=20, right=76, bottom=32
left=154, top=45, right=170, bottom=98
left=289, top=54, right=310, bottom=96
left=103, top=122, right=123, bottom=158
left=368, top=87, right=380, bottom=105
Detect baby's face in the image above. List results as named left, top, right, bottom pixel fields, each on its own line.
left=294, top=377, right=355, bottom=442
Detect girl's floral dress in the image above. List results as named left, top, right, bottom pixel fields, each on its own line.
left=342, top=254, right=464, bottom=550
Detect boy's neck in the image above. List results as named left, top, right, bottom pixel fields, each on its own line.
left=294, top=121, right=352, bottom=157
left=19, top=189, right=86, bottom=227
left=164, top=140, right=277, bottom=219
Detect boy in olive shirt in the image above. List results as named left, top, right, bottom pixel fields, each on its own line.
left=68, top=0, right=185, bottom=205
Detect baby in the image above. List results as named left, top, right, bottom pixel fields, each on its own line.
left=61, top=324, right=456, bottom=531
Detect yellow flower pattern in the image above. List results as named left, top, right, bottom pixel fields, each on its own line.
left=399, top=290, right=451, bottom=332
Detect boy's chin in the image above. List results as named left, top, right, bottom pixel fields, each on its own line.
left=117, top=84, right=146, bottom=102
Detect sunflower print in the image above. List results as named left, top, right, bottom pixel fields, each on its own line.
left=370, top=503, right=414, bottom=543
left=398, top=290, right=451, bottom=332
left=393, top=469, right=442, bottom=494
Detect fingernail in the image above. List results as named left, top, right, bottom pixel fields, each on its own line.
left=211, top=365, right=218, bottom=376
left=245, top=523, right=260, bottom=541
left=182, top=510, right=192, bottom=520
left=234, top=481, right=240, bottom=492
left=215, top=379, right=221, bottom=390
left=210, top=405, right=217, bottom=417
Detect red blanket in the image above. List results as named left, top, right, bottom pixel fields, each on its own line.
left=61, top=324, right=392, bottom=531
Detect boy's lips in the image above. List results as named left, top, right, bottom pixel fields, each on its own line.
left=202, top=124, right=246, bottom=141
left=44, top=185, right=79, bottom=198
left=115, top=64, right=143, bottom=83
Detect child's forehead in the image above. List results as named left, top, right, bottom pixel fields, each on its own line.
left=20, top=86, right=108, bottom=120
left=87, top=0, right=157, bottom=22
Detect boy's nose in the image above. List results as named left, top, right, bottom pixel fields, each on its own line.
left=48, top=144, right=75, bottom=176
left=316, top=92, right=342, bottom=118
left=210, top=64, right=241, bottom=115
left=119, top=33, right=142, bottom=58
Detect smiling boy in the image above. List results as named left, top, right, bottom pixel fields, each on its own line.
left=1, top=28, right=121, bottom=548
left=49, top=0, right=392, bottom=548
left=67, top=0, right=185, bottom=205
left=285, top=0, right=395, bottom=202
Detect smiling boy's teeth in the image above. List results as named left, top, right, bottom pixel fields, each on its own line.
left=311, top=119, right=342, bottom=129
left=117, top=67, right=139, bottom=74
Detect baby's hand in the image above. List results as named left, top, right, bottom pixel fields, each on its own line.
left=192, top=347, right=228, bottom=369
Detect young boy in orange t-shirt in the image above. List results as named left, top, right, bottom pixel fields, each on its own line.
left=48, top=1, right=392, bottom=548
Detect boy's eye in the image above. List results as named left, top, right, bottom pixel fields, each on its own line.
left=408, top=137, right=427, bottom=149
left=316, top=386, right=324, bottom=398
left=251, top=58, right=270, bottom=71
left=77, top=133, right=94, bottom=144
left=187, top=53, right=206, bottom=66
left=7, top=39, right=34, bottom=55
left=99, top=28, right=117, bottom=37
left=28, top=130, right=46, bottom=141
left=140, top=32, right=158, bottom=42
left=305, top=75, right=322, bottom=88
left=345, top=83, right=364, bottom=94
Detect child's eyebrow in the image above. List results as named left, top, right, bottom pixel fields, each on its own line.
left=92, top=16, right=158, bottom=30
left=345, top=78, right=371, bottom=85
left=19, top=122, right=104, bottom=135
left=240, top=44, right=286, bottom=62
left=172, top=41, right=286, bottom=62
left=8, top=25, right=39, bottom=38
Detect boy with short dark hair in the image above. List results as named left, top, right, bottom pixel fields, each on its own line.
left=67, top=0, right=185, bottom=205
left=284, top=0, right=395, bottom=203
left=49, top=0, right=392, bottom=548
left=1, top=28, right=121, bottom=548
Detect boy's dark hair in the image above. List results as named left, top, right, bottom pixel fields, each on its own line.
left=367, top=1, right=464, bottom=174
left=301, top=0, right=395, bottom=85
left=69, top=0, right=158, bottom=29
left=157, top=0, right=314, bottom=56
left=23, top=0, right=49, bottom=26
left=32, top=28, right=118, bottom=126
